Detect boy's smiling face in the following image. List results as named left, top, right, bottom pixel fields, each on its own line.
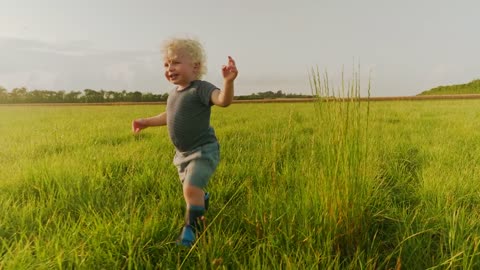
left=163, top=50, right=200, bottom=89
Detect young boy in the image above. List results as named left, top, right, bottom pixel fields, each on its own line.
left=132, top=37, right=238, bottom=247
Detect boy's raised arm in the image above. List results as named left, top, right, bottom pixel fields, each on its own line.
left=132, top=112, right=167, bottom=133
left=211, top=56, right=238, bottom=107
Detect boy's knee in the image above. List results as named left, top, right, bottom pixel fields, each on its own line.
left=183, top=184, right=204, bottom=197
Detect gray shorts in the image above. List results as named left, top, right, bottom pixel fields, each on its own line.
left=173, top=141, right=220, bottom=188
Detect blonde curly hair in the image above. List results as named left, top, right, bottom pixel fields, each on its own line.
left=161, top=37, right=207, bottom=80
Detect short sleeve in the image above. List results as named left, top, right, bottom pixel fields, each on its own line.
left=196, top=80, right=219, bottom=106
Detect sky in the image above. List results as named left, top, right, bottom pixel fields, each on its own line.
left=0, top=0, right=479, bottom=97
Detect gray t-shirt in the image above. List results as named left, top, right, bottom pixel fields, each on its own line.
left=166, top=80, right=219, bottom=152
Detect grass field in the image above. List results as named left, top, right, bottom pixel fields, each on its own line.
left=1, top=98, right=480, bottom=269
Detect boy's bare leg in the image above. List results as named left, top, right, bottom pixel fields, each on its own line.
left=183, top=185, right=205, bottom=207
left=177, top=184, right=206, bottom=247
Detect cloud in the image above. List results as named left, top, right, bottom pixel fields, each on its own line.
left=0, top=37, right=164, bottom=92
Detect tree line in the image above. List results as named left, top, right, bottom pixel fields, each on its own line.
left=0, top=86, right=312, bottom=104
left=234, top=90, right=313, bottom=100
left=0, top=87, right=168, bottom=104
left=418, top=79, right=480, bottom=96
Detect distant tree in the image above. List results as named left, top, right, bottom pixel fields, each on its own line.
left=56, top=90, right=66, bottom=102
left=44, top=90, right=60, bottom=102
left=65, top=91, right=82, bottom=102
left=0, top=86, right=7, bottom=103
left=121, top=90, right=128, bottom=101
left=27, top=90, right=44, bottom=102
left=111, top=91, right=122, bottom=102
left=104, top=91, right=116, bottom=101
left=127, top=91, right=142, bottom=102
left=100, top=90, right=106, bottom=101
left=84, top=89, right=104, bottom=103
left=10, top=87, right=28, bottom=102
left=142, top=92, right=154, bottom=102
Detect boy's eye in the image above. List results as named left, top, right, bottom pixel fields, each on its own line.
left=164, top=61, right=180, bottom=68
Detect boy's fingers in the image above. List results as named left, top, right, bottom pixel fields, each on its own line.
left=223, top=57, right=237, bottom=77
left=228, top=56, right=236, bottom=66
left=132, top=120, right=142, bottom=133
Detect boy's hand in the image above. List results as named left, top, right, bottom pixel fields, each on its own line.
left=132, top=119, right=146, bottom=134
left=222, top=56, right=238, bottom=82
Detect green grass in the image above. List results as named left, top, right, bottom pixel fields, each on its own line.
left=1, top=97, right=480, bottom=269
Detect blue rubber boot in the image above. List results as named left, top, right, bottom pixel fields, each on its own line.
left=177, top=225, right=195, bottom=247
left=177, top=205, right=205, bottom=248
